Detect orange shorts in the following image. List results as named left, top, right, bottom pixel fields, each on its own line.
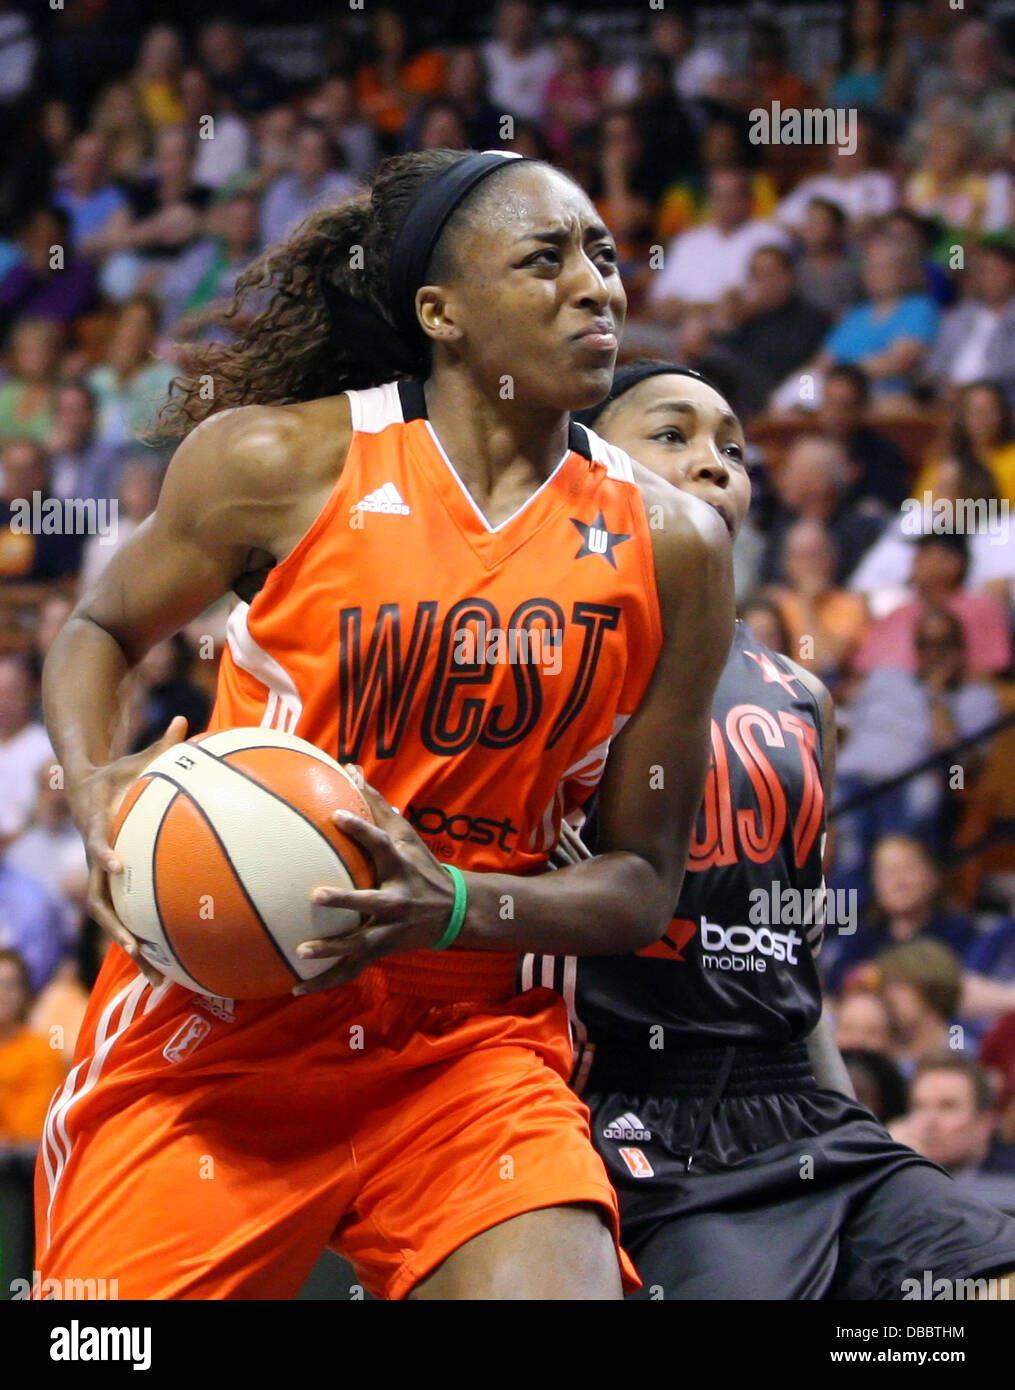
left=35, top=946, right=638, bottom=1300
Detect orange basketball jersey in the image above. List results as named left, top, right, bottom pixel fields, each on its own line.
left=34, top=380, right=661, bottom=1295
left=210, top=379, right=662, bottom=971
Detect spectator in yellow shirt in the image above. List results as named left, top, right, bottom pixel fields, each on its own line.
left=130, top=23, right=186, bottom=131
left=905, top=120, right=988, bottom=247
left=914, top=380, right=1015, bottom=509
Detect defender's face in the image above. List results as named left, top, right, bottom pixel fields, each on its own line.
left=594, top=373, right=750, bottom=539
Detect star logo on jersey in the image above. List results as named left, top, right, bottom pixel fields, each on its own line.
left=570, top=511, right=631, bottom=569
left=744, top=649, right=799, bottom=695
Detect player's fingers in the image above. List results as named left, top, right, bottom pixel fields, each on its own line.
left=85, top=860, right=130, bottom=938
left=87, top=889, right=135, bottom=956
left=86, top=864, right=163, bottom=985
left=331, top=811, right=405, bottom=879
left=297, top=922, right=386, bottom=962
left=308, top=886, right=388, bottom=915
left=292, top=959, right=351, bottom=994
left=293, top=948, right=381, bottom=994
left=298, top=898, right=394, bottom=955
left=351, top=779, right=403, bottom=829
left=85, top=826, right=122, bottom=877
left=130, top=951, right=166, bottom=989
left=151, top=714, right=189, bottom=754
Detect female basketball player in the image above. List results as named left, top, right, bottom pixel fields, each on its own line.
left=36, top=154, right=733, bottom=1299
left=530, top=360, right=1015, bottom=1299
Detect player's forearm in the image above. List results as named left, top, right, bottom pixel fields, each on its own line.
left=457, top=851, right=673, bottom=955
left=42, top=614, right=133, bottom=781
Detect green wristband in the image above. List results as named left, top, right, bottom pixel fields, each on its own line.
left=431, top=864, right=467, bottom=951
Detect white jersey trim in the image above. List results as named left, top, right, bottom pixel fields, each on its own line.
left=345, top=380, right=405, bottom=434
left=575, top=422, right=637, bottom=483
left=41, top=975, right=150, bottom=1244
left=225, top=601, right=303, bottom=735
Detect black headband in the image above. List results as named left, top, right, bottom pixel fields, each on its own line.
left=387, top=149, right=532, bottom=342
left=572, top=361, right=715, bottom=429
left=319, top=150, right=532, bottom=370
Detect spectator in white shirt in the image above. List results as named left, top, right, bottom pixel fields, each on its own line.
left=48, top=382, right=122, bottom=504
left=0, top=653, right=54, bottom=845
left=776, top=116, right=897, bottom=233
left=304, top=75, right=380, bottom=183
left=77, top=457, right=161, bottom=598
left=260, top=122, right=357, bottom=248
left=849, top=456, right=1015, bottom=616
left=6, top=764, right=86, bottom=935
left=924, top=239, right=1015, bottom=403
left=983, top=128, right=1015, bottom=235
left=653, top=12, right=730, bottom=103
left=180, top=66, right=252, bottom=191
left=481, top=0, right=556, bottom=124
left=0, top=0, right=38, bottom=106
left=608, top=12, right=729, bottom=110
left=647, top=167, right=789, bottom=323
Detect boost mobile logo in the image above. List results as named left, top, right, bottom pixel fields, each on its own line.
left=700, top=915, right=802, bottom=973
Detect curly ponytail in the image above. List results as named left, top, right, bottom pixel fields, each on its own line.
left=157, top=149, right=476, bottom=440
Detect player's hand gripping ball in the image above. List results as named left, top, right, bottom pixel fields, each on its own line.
left=109, top=728, right=376, bottom=998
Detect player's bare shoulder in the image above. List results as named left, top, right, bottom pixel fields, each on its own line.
left=158, top=394, right=354, bottom=558
left=172, top=394, right=351, bottom=500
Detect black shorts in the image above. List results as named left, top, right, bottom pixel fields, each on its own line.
left=584, top=1042, right=1015, bottom=1300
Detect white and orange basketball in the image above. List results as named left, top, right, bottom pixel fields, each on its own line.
left=109, top=727, right=376, bottom=999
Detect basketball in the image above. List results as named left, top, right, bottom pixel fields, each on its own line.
left=108, top=727, right=376, bottom=999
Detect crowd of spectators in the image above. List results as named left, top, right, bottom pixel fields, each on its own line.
left=0, top=0, right=1014, bottom=1222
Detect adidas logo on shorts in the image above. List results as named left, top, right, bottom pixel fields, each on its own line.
left=355, top=482, right=410, bottom=515
left=603, top=1112, right=652, bottom=1142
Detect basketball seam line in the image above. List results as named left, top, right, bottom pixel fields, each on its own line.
left=147, top=787, right=194, bottom=985
left=146, top=768, right=302, bottom=989
left=113, top=780, right=199, bottom=988
left=191, top=741, right=371, bottom=889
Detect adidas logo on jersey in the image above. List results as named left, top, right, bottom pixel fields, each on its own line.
left=354, top=482, right=410, bottom=515
left=197, top=994, right=235, bottom=1023
left=604, top=1112, right=652, bottom=1142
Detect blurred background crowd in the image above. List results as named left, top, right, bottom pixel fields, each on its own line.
left=2, top=0, right=1015, bottom=1287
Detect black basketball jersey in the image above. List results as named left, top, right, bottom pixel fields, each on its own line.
left=521, top=621, right=828, bottom=1067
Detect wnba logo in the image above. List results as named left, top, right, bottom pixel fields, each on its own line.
left=163, top=1015, right=212, bottom=1063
